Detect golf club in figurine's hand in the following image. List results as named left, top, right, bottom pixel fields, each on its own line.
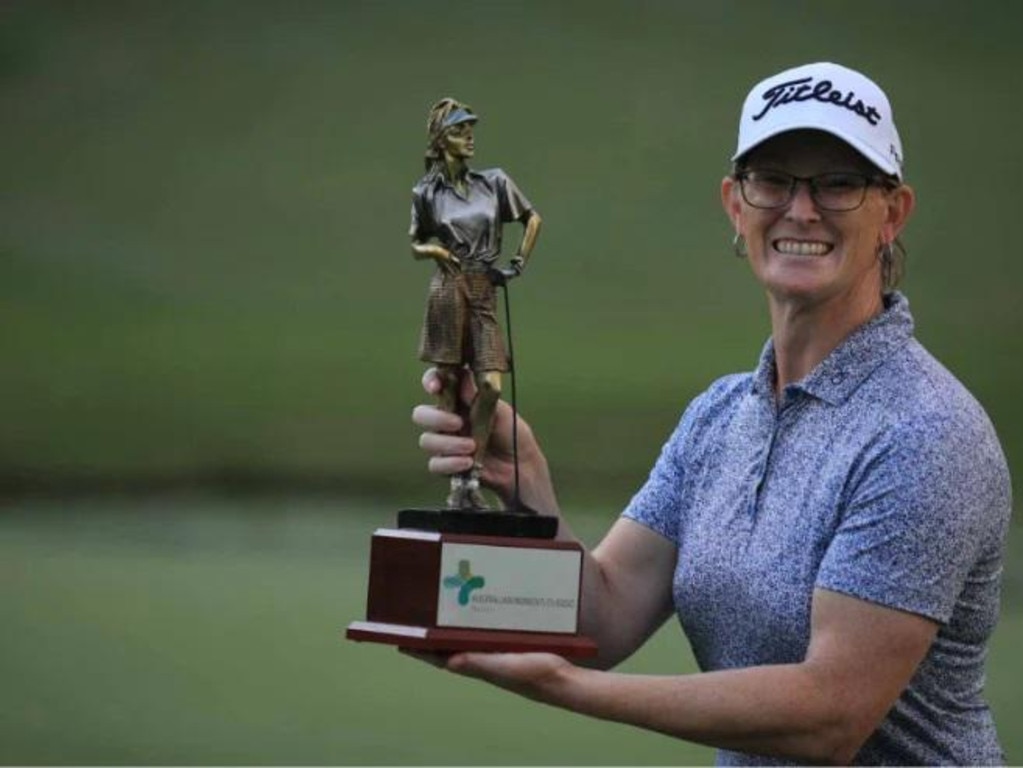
left=488, top=266, right=518, bottom=286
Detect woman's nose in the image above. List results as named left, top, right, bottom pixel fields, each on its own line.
left=786, top=180, right=821, bottom=221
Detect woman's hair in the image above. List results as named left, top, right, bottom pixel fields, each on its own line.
left=731, top=160, right=908, bottom=291
left=423, top=97, right=475, bottom=172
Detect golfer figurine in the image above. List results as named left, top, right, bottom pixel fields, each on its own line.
left=410, top=98, right=541, bottom=510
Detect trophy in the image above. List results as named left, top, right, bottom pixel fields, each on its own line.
left=345, top=99, right=596, bottom=658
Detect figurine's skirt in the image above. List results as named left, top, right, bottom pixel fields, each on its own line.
left=418, top=271, right=509, bottom=372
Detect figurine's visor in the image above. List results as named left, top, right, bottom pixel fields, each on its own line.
left=441, top=108, right=478, bottom=130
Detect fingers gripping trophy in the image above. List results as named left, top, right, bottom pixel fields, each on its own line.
left=410, top=98, right=542, bottom=511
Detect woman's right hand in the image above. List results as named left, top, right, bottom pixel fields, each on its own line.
left=412, top=242, right=461, bottom=275
left=412, top=368, right=554, bottom=512
left=433, top=249, right=461, bottom=276
left=412, top=368, right=477, bottom=478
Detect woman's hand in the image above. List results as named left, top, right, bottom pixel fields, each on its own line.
left=412, top=242, right=461, bottom=275
left=412, top=368, right=552, bottom=511
left=400, top=647, right=572, bottom=703
left=413, top=368, right=519, bottom=499
left=434, top=249, right=461, bottom=276
left=447, top=652, right=572, bottom=702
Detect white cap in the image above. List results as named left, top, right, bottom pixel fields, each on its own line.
left=732, top=62, right=904, bottom=180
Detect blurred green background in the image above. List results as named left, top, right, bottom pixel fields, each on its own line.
left=2, top=0, right=1021, bottom=764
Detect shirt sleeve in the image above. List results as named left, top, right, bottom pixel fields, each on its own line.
left=409, top=186, right=430, bottom=241
left=621, top=392, right=712, bottom=544
left=493, top=169, right=533, bottom=223
left=816, top=413, right=1010, bottom=623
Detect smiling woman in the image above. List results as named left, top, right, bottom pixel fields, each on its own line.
left=410, top=62, right=1011, bottom=765
left=722, top=127, right=915, bottom=364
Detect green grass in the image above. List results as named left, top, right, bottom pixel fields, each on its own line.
left=0, top=501, right=709, bottom=764
left=1, top=500, right=1022, bottom=764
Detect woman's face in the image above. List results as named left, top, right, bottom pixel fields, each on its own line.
left=441, top=121, right=475, bottom=162
left=721, top=130, right=914, bottom=310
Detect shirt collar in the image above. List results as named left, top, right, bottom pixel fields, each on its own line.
left=430, top=167, right=485, bottom=192
left=751, top=291, right=915, bottom=406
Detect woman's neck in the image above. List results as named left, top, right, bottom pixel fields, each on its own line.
left=768, top=290, right=883, bottom=399
left=443, top=156, right=467, bottom=183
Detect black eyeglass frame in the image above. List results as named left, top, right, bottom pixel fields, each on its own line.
left=734, top=169, right=898, bottom=212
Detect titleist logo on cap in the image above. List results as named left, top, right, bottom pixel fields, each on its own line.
left=752, top=76, right=882, bottom=126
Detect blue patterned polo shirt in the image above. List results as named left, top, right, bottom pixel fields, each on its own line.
left=623, top=292, right=1011, bottom=765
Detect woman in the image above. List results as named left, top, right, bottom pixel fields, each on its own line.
left=411, top=64, right=1010, bottom=765
left=410, top=97, right=541, bottom=510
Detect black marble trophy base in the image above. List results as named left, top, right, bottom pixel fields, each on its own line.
left=397, top=507, right=558, bottom=539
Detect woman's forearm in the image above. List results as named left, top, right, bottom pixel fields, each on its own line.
left=542, top=662, right=857, bottom=764
left=515, top=211, right=542, bottom=266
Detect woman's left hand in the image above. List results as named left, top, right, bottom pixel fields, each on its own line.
left=401, top=648, right=572, bottom=702
left=446, top=652, right=572, bottom=702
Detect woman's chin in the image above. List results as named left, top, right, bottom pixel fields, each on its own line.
left=757, top=265, right=832, bottom=302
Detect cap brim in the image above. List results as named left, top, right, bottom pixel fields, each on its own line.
left=732, top=122, right=900, bottom=179
left=441, top=110, right=478, bottom=130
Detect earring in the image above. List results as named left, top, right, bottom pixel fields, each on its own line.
left=879, top=241, right=894, bottom=288
left=732, top=232, right=747, bottom=258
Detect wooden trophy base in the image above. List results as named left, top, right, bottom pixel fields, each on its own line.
left=346, top=621, right=597, bottom=656
left=345, top=523, right=597, bottom=658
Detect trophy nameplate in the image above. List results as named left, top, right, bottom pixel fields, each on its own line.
left=346, top=525, right=597, bottom=658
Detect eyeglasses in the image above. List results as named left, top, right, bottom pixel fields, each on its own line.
left=735, top=169, right=894, bottom=212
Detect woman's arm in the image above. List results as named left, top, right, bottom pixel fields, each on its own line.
left=511, top=211, right=542, bottom=273
left=446, top=588, right=938, bottom=764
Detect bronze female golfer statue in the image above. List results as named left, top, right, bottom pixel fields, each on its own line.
left=410, top=97, right=542, bottom=511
